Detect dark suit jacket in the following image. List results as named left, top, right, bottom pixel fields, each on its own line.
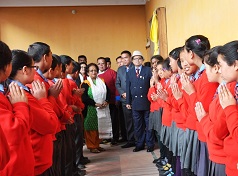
left=126, top=65, right=152, bottom=111
left=115, top=64, right=133, bottom=103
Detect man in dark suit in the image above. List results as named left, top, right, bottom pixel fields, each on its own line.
left=116, top=50, right=136, bottom=148
left=126, top=50, right=154, bottom=152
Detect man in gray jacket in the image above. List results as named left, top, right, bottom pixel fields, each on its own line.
left=116, top=50, right=135, bottom=148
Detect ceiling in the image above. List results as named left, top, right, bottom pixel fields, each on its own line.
left=0, top=0, right=148, bottom=7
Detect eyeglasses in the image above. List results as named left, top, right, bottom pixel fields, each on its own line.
left=19, top=66, right=39, bottom=70
left=81, top=66, right=86, bottom=69
left=133, top=57, right=143, bottom=61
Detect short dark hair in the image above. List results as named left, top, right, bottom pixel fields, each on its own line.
left=97, top=57, right=106, bottom=62
left=0, top=41, right=12, bottom=70
left=72, top=61, right=80, bottom=74
left=150, top=55, right=163, bottom=62
left=121, top=50, right=131, bottom=57
left=116, top=56, right=121, bottom=61
left=10, top=50, right=32, bottom=79
left=79, top=62, right=87, bottom=69
left=60, top=55, right=73, bottom=65
left=78, top=55, right=87, bottom=62
left=218, top=40, right=238, bottom=66
left=169, top=47, right=183, bottom=60
left=28, top=42, right=51, bottom=63
left=86, top=63, right=99, bottom=74
left=204, top=46, right=221, bottom=67
left=105, top=57, right=111, bottom=63
left=51, top=54, right=61, bottom=70
left=162, top=57, right=172, bottom=71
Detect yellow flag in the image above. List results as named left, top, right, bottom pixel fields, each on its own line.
left=150, top=10, right=159, bottom=55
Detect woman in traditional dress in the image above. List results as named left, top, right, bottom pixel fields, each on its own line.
left=81, top=63, right=112, bottom=153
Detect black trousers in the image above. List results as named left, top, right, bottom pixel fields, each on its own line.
left=121, top=102, right=135, bottom=143
left=64, top=124, right=75, bottom=176
left=117, top=102, right=127, bottom=140
left=74, top=114, right=84, bottom=168
left=52, top=131, right=63, bottom=176
left=109, top=104, right=119, bottom=141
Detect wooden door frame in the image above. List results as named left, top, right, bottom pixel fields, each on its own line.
left=157, top=7, right=168, bottom=58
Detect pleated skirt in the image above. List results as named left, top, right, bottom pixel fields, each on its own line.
left=197, top=142, right=209, bottom=176
left=180, top=129, right=200, bottom=175
left=169, top=121, right=178, bottom=155
left=176, top=127, right=185, bottom=157
left=208, top=160, right=226, bottom=176
left=160, top=124, right=171, bottom=148
left=148, top=108, right=162, bottom=134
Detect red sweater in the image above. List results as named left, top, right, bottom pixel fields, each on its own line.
left=0, top=93, right=35, bottom=176
left=98, top=68, right=117, bottom=104
left=200, top=82, right=236, bottom=164
left=169, top=81, right=186, bottom=130
left=26, top=91, right=58, bottom=175
left=49, top=79, right=74, bottom=130
left=222, top=83, right=238, bottom=176
left=147, top=86, right=162, bottom=112
left=67, top=79, right=85, bottom=112
left=186, top=71, right=218, bottom=141
left=160, top=79, right=172, bottom=127
left=0, top=125, right=10, bottom=171
left=31, top=72, right=63, bottom=134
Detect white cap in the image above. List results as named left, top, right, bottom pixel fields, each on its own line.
left=132, top=50, right=144, bottom=60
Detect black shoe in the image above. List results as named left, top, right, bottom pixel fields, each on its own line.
left=111, top=139, right=118, bottom=145
left=74, top=169, right=86, bottom=176
left=77, top=164, right=86, bottom=169
left=156, top=159, right=167, bottom=168
left=159, top=169, right=174, bottom=176
left=133, top=146, right=144, bottom=152
left=121, top=142, right=136, bottom=148
left=81, top=156, right=88, bottom=160
left=147, top=146, right=154, bottom=152
left=79, top=158, right=90, bottom=165
left=118, top=138, right=127, bottom=143
left=153, top=157, right=165, bottom=164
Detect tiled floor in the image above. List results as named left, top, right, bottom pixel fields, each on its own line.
left=84, top=143, right=160, bottom=176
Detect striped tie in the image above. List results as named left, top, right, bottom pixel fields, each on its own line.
left=136, top=69, right=140, bottom=78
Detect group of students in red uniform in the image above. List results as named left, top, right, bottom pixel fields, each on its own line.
left=0, top=41, right=87, bottom=176
left=0, top=35, right=238, bottom=176
left=148, top=35, right=238, bottom=176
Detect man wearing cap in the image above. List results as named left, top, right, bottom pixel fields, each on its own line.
left=126, top=50, right=154, bottom=152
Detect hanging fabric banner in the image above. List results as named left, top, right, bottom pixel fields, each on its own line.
left=150, top=10, right=159, bottom=55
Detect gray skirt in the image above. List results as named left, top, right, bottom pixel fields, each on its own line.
left=197, top=142, right=209, bottom=176
left=160, top=124, right=171, bottom=148
left=176, top=127, right=185, bottom=157
left=148, top=108, right=162, bottom=134
left=180, top=129, right=200, bottom=175
left=169, top=121, right=178, bottom=155
left=208, top=160, right=226, bottom=176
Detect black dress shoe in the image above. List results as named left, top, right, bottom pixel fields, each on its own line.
left=133, top=146, right=144, bottom=152
left=111, top=139, right=118, bottom=145
left=79, top=158, right=90, bottom=165
left=121, top=142, right=135, bottom=148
